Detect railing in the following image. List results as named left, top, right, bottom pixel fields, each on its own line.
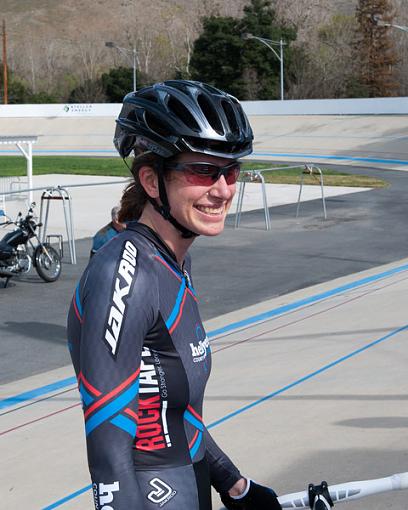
left=235, top=164, right=326, bottom=230
left=0, top=179, right=128, bottom=264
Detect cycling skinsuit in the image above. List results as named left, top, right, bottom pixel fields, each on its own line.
left=67, top=222, right=241, bottom=509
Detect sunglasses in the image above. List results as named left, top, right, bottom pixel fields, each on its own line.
left=165, top=161, right=241, bottom=186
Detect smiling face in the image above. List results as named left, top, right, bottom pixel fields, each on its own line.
left=164, top=152, right=238, bottom=237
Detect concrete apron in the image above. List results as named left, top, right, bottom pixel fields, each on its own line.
left=1, top=174, right=369, bottom=241
left=1, top=257, right=407, bottom=509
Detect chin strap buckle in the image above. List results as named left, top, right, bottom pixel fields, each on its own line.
left=308, top=481, right=334, bottom=510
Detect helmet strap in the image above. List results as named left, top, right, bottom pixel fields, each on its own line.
left=148, top=160, right=198, bottom=239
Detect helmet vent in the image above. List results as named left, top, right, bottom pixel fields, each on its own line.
left=139, top=91, right=159, bottom=103
left=197, top=94, right=224, bottom=135
left=235, top=103, right=248, bottom=132
left=144, top=111, right=171, bottom=137
left=221, top=100, right=239, bottom=136
left=167, top=96, right=200, bottom=132
left=127, top=109, right=138, bottom=123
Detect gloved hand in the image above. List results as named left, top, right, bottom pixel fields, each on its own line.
left=220, top=480, right=282, bottom=510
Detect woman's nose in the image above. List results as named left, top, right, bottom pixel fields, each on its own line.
left=209, top=175, right=235, bottom=199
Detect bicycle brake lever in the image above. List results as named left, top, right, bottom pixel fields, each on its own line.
left=308, top=481, right=334, bottom=509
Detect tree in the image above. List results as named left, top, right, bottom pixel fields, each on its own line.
left=190, top=16, right=244, bottom=97
left=355, top=0, right=399, bottom=97
left=101, top=67, right=147, bottom=102
left=68, top=79, right=107, bottom=103
left=190, top=0, right=297, bottom=100
left=0, top=60, right=61, bottom=103
left=240, top=0, right=297, bottom=99
left=288, top=14, right=362, bottom=99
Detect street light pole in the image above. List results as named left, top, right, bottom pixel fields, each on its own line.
left=243, top=33, right=286, bottom=100
left=279, top=38, right=284, bottom=103
left=2, top=19, right=8, bottom=104
left=132, top=47, right=137, bottom=92
left=105, top=41, right=137, bottom=91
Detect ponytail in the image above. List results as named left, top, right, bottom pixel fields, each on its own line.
left=118, top=152, right=164, bottom=223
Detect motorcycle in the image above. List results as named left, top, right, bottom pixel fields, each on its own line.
left=0, top=203, right=62, bottom=287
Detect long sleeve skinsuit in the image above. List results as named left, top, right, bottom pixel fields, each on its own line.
left=67, top=222, right=241, bottom=509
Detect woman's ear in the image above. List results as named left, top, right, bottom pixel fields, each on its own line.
left=139, top=165, right=159, bottom=199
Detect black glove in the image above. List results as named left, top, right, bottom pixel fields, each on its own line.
left=220, top=480, right=282, bottom=510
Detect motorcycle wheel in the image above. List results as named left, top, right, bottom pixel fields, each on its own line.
left=34, top=244, right=62, bottom=282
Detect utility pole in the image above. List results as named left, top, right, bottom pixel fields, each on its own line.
left=2, top=19, right=8, bottom=104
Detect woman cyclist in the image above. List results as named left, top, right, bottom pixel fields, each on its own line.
left=67, top=80, right=282, bottom=510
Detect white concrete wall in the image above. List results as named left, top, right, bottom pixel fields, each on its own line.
left=1, top=99, right=408, bottom=170
left=244, top=97, right=408, bottom=115
left=1, top=97, right=408, bottom=118
left=0, top=103, right=121, bottom=118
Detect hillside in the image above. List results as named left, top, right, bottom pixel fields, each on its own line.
left=1, top=0, right=407, bottom=100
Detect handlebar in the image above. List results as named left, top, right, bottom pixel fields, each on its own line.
left=1, top=204, right=40, bottom=229
left=1, top=220, right=13, bottom=227
left=278, top=472, right=408, bottom=508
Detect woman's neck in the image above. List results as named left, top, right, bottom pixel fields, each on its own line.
left=138, top=206, right=194, bottom=266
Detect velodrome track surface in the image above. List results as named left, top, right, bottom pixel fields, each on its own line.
left=1, top=114, right=408, bottom=169
left=2, top=163, right=408, bottom=387
left=1, top=163, right=408, bottom=509
left=1, top=111, right=408, bottom=508
left=1, top=259, right=408, bottom=509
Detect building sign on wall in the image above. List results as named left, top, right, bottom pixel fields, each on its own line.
left=63, top=104, right=94, bottom=115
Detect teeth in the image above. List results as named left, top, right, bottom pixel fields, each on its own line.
left=196, top=205, right=223, bottom=215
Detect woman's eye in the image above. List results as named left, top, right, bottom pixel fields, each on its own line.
left=191, top=165, right=213, bottom=173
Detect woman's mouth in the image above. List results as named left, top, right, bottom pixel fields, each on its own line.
left=194, top=204, right=225, bottom=216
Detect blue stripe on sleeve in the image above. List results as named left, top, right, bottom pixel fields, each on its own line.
left=75, top=285, right=83, bottom=317
left=85, top=380, right=139, bottom=436
left=165, top=279, right=186, bottom=330
left=110, top=414, right=137, bottom=438
left=79, top=383, right=95, bottom=407
left=184, top=410, right=204, bottom=431
left=190, top=431, right=203, bottom=459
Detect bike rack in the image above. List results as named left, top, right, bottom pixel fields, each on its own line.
left=46, top=234, right=64, bottom=260
left=235, top=170, right=271, bottom=231
left=296, top=164, right=327, bottom=220
left=39, top=186, right=76, bottom=264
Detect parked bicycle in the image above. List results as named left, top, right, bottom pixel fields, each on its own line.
left=0, top=203, right=62, bottom=287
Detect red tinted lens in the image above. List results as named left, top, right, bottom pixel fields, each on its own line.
left=178, top=162, right=241, bottom=186
left=183, top=164, right=219, bottom=186
left=224, top=164, right=241, bottom=184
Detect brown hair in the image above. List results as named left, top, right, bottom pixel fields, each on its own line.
left=118, top=152, right=164, bottom=223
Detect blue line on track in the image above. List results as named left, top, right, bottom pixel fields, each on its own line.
left=0, top=149, right=117, bottom=154
left=0, top=376, right=76, bottom=410
left=2, top=261, right=408, bottom=412
left=252, top=152, right=408, bottom=166
left=1, top=149, right=408, bottom=165
left=208, top=323, right=408, bottom=429
left=207, top=262, right=408, bottom=338
left=42, top=484, right=92, bottom=510
left=42, top=321, right=408, bottom=509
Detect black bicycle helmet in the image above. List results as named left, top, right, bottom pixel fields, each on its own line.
left=114, top=80, right=253, bottom=159
left=115, top=80, right=253, bottom=239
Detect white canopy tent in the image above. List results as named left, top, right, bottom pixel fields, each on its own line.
left=0, top=136, right=38, bottom=204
